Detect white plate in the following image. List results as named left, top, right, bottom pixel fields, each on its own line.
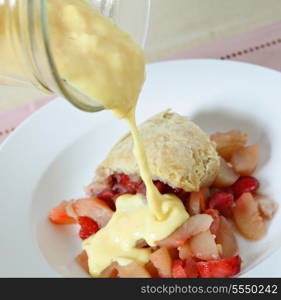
left=0, top=59, right=280, bottom=278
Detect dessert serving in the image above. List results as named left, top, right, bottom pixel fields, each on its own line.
left=49, top=111, right=277, bottom=278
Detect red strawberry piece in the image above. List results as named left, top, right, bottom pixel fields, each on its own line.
left=222, top=186, right=234, bottom=195
left=97, top=189, right=115, bottom=201
left=197, top=255, right=241, bottom=278
left=154, top=181, right=167, bottom=194
left=172, top=188, right=189, bottom=201
left=208, top=192, right=234, bottom=217
left=172, top=260, right=187, bottom=278
left=115, top=173, right=130, bottom=185
left=232, top=176, right=259, bottom=198
left=114, top=173, right=140, bottom=194
left=107, top=175, right=116, bottom=188
left=184, top=258, right=200, bottom=278
left=97, top=189, right=116, bottom=210
left=137, top=182, right=146, bottom=194
left=172, top=259, right=199, bottom=278
left=78, top=216, right=99, bottom=240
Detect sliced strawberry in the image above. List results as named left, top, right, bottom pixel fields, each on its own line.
left=205, top=208, right=220, bottom=236
left=208, top=192, right=234, bottom=217
left=72, top=198, right=113, bottom=227
left=231, top=144, right=260, bottom=176
left=173, top=188, right=189, bottom=202
left=172, top=259, right=199, bottom=278
left=78, top=216, right=99, bottom=240
left=113, top=173, right=140, bottom=194
left=137, top=182, right=146, bottom=194
left=184, top=257, right=199, bottom=278
left=213, top=158, right=239, bottom=188
left=150, top=247, right=172, bottom=278
left=211, top=130, right=248, bottom=161
left=154, top=180, right=175, bottom=194
left=49, top=201, right=76, bottom=225
left=232, top=192, right=266, bottom=240
left=172, top=260, right=187, bottom=278
left=232, top=176, right=259, bottom=198
left=197, top=255, right=241, bottom=278
left=154, top=181, right=167, bottom=194
left=97, top=189, right=116, bottom=210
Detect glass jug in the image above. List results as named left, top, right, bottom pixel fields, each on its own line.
left=0, top=0, right=150, bottom=112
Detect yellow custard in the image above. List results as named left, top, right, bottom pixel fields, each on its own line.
left=48, top=0, right=189, bottom=277
left=48, top=0, right=145, bottom=119
left=83, top=194, right=188, bottom=277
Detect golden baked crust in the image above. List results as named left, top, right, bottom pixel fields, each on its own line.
left=89, top=110, right=220, bottom=193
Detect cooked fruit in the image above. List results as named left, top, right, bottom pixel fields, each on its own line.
left=187, top=187, right=208, bottom=215
left=145, top=261, right=159, bottom=278
left=213, top=158, right=239, bottom=188
left=211, top=130, right=248, bottom=161
left=172, top=259, right=198, bottom=278
left=100, top=262, right=119, bottom=278
left=76, top=251, right=89, bottom=274
left=168, top=247, right=179, bottom=260
left=157, top=214, right=213, bottom=248
left=216, top=216, right=238, bottom=258
left=197, top=255, right=241, bottom=278
left=208, top=192, right=234, bottom=217
left=117, top=262, right=151, bottom=278
left=150, top=247, right=172, bottom=278
left=96, top=189, right=117, bottom=210
left=231, top=144, right=260, bottom=176
left=49, top=201, right=76, bottom=224
left=232, top=192, right=266, bottom=240
left=178, top=242, right=193, bottom=260
left=72, top=198, right=113, bottom=227
left=256, top=195, right=278, bottom=219
left=205, top=209, right=221, bottom=236
left=78, top=216, right=99, bottom=240
left=113, top=173, right=141, bottom=194
left=232, top=176, right=259, bottom=198
left=189, top=230, right=219, bottom=260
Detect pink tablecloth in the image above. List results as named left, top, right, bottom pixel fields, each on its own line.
left=171, top=21, right=281, bottom=72
left=1, top=21, right=281, bottom=143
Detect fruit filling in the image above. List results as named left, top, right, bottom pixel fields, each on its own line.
left=49, top=130, right=277, bottom=278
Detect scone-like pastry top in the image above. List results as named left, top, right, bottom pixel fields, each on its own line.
left=91, top=111, right=220, bottom=192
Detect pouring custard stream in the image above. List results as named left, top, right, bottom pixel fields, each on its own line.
left=48, top=0, right=188, bottom=277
